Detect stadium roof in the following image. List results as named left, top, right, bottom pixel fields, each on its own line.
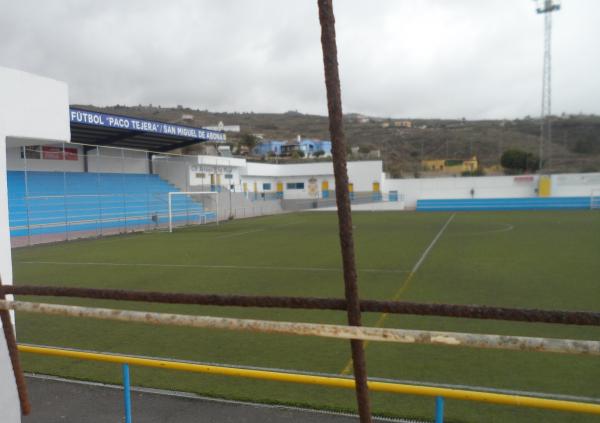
left=69, top=107, right=226, bottom=152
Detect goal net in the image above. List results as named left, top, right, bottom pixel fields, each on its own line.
left=591, top=189, right=600, bottom=210
left=168, top=191, right=219, bottom=232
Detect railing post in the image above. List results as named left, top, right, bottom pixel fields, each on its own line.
left=435, top=396, right=445, bottom=423
left=122, top=363, right=132, bottom=423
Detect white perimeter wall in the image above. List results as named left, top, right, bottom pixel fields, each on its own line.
left=383, top=172, right=600, bottom=209
left=0, top=66, right=70, bottom=423
left=551, top=173, right=600, bottom=197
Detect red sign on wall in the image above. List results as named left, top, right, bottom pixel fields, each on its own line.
left=64, top=147, right=78, bottom=161
left=42, top=146, right=64, bottom=160
left=41, top=146, right=78, bottom=161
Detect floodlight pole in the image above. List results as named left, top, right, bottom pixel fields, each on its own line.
left=536, top=0, right=560, bottom=172
left=317, top=1, right=372, bottom=422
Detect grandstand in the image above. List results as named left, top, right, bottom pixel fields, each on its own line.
left=7, top=171, right=214, bottom=241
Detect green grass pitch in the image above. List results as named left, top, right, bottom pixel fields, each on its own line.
left=12, top=211, right=600, bottom=422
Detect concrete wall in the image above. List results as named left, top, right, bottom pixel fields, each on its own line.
left=7, top=144, right=153, bottom=174
left=153, top=155, right=192, bottom=191
left=551, top=173, right=600, bottom=197
left=383, top=175, right=539, bottom=209
left=6, top=144, right=84, bottom=172
left=383, top=173, right=600, bottom=209
left=87, top=147, right=149, bottom=174
left=0, top=66, right=71, bottom=423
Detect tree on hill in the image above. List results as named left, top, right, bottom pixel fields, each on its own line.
left=239, top=132, right=259, bottom=150
left=358, top=145, right=371, bottom=154
left=500, top=149, right=540, bottom=174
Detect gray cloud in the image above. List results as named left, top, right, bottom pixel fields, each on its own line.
left=0, top=0, right=598, bottom=119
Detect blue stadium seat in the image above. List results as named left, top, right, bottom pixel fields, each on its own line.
left=8, top=171, right=215, bottom=238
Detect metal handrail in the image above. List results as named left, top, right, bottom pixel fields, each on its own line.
left=17, top=344, right=600, bottom=419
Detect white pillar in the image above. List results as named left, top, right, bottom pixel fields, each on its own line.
left=0, top=66, right=70, bottom=422
left=0, top=135, right=20, bottom=422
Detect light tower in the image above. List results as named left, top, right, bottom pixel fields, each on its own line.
left=536, top=0, right=560, bottom=172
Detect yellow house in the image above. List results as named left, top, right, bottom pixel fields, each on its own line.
left=422, top=156, right=479, bottom=174
left=393, top=120, right=412, bottom=128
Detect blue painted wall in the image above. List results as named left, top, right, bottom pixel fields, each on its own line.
left=298, top=139, right=332, bottom=156
left=417, top=197, right=592, bottom=212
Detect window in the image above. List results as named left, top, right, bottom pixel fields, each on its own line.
left=224, top=174, right=233, bottom=179
left=286, top=182, right=305, bottom=190
left=196, top=173, right=206, bottom=178
left=20, top=146, right=41, bottom=159
left=262, top=183, right=272, bottom=190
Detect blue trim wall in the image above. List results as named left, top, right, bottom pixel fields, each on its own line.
left=417, top=197, right=592, bottom=212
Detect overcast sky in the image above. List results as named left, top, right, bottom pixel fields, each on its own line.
left=1, top=0, right=598, bottom=119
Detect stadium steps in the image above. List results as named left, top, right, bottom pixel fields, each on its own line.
left=7, top=171, right=214, bottom=237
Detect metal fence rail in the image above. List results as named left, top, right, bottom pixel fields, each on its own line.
left=16, top=344, right=600, bottom=419
left=2, top=285, right=600, bottom=326
left=0, top=293, right=599, bottom=421
left=2, top=300, right=599, bottom=357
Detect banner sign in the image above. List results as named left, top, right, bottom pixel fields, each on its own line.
left=191, top=165, right=233, bottom=174
left=40, top=146, right=79, bottom=161
left=70, top=108, right=226, bottom=143
left=42, top=146, right=63, bottom=160
left=514, top=175, right=534, bottom=183
left=64, top=147, right=78, bottom=161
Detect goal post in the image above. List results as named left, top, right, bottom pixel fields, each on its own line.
left=168, top=191, right=219, bottom=233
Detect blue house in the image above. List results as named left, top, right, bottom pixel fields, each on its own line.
left=298, top=139, right=332, bottom=157
left=253, top=140, right=286, bottom=156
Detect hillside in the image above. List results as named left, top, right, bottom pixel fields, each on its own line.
left=75, top=104, right=600, bottom=177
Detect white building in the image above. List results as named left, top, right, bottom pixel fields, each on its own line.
left=173, top=155, right=384, bottom=200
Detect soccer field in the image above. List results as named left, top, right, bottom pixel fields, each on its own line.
left=12, top=211, right=600, bottom=422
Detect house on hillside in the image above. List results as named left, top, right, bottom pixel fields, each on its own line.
left=298, top=139, right=332, bottom=158
left=253, top=140, right=286, bottom=156
left=422, top=156, right=479, bottom=174
left=255, top=138, right=332, bottom=158
left=394, top=120, right=412, bottom=128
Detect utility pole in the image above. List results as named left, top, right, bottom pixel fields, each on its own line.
left=536, top=0, right=561, bottom=172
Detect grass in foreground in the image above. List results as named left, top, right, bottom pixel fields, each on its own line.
left=12, top=211, right=600, bottom=422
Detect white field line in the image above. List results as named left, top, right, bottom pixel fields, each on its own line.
left=213, top=220, right=303, bottom=239
left=339, top=213, right=457, bottom=376
left=17, top=260, right=408, bottom=274
left=411, top=213, right=455, bottom=273
left=214, top=228, right=265, bottom=239
left=272, top=220, right=304, bottom=228
left=449, top=222, right=515, bottom=237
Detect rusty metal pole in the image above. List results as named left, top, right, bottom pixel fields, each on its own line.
left=316, top=1, right=372, bottom=421
left=0, top=277, right=30, bottom=415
